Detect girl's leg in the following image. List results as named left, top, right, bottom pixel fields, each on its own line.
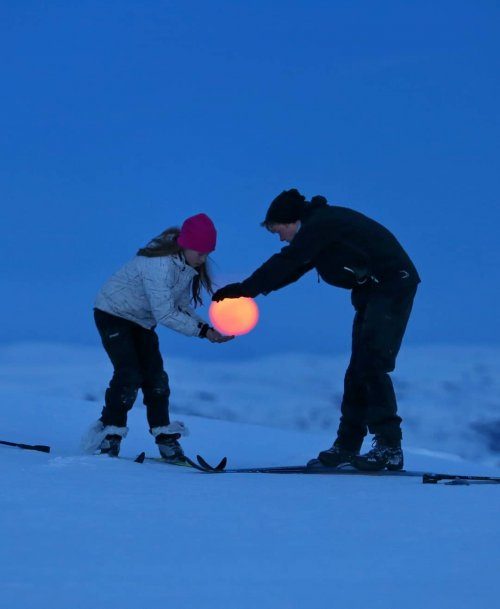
left=133, top=328, right=188, bottom=461
left=94, top=309, right=143, bottom=428
left=134, top=327, right=171, bottom=429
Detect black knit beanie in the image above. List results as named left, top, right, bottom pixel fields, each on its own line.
left=261, top=188, right=307, bottom=226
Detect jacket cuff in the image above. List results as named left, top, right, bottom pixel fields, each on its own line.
left=198, top=323, right=211, bottom=338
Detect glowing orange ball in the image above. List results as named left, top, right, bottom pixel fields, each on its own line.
left=209, top=297, right=259, bottom=336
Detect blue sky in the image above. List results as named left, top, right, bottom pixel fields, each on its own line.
left=1, top=1, right=499, bottom=359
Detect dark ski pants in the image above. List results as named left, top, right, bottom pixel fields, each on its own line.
left=94, top=309, right=170, bottom=429
left=335, top=284, right=417, bottom=451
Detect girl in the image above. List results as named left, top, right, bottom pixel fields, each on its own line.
left=83, top=213, right=233, bottom=461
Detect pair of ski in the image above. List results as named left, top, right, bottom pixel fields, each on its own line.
left=133, top=451, right=500, bottom=484
left=133, top=451, right=227, bottom=472
left=4, top=439, right=497, bottom=485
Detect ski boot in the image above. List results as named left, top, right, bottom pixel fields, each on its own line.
left=155, top=433, right=186, bottom=463
left=81, top=421, right=128, bottom=456
left=307, top=444, right=357, bottom=469
left=100, top=434, right=122, bottom=457
left=151, top=422, right=189, bottom=463
left=353, top=437, right=404, bottom=471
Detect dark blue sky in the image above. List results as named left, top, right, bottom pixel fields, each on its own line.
left=1, top=1, right=499, bottom=359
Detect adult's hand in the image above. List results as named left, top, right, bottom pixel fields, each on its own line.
left=206, top=328, right=235, bottom=343
left=212, top=283, right=245, bottom=302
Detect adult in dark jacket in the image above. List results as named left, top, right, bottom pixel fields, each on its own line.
left=212, top=189, right=420, bottom=471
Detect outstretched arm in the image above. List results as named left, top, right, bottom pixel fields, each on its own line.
left=212, top=224, right=326, bottom=301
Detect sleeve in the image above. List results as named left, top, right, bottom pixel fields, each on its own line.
left=240, top=223, right=330, bottom=297
left=177, top=283, right=207, bottom=326
left=141, top=258, right=205, bottom=337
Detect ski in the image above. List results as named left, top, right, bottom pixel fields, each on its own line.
left=422, top=473, right=500, bottom=485
left=0, top=439, right=51, bottom=453
left=134, top=452, right=146, bottom=463
left=184, top=455, right=220, bottom=472
left=202, top=464, right=424, bottom=476
left=196, top=454, right=227, bottom=471
left=175, top=460, right=500, bottom=484
left=128, top=453, right=500, bottom=484
left=97, top=451, right=203, bottom=470
left=131, top=452, right=224, bottom=472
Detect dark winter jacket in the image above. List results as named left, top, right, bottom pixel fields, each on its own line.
left=240, top=199, right=421, bottom=297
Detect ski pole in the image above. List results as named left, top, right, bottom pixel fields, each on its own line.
left=0, top=439, right=51, bottom=453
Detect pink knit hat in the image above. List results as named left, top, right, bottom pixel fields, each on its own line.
left=177, top=213, right=217, bottom=253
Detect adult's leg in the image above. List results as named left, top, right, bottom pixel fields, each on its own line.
left=352, top=286, right=417, bottom=444
left=316, top=300, right=370, bottom=466
left=335, top=309, right=369, bottom=452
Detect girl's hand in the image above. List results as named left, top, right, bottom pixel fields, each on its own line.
left=206, top=328, right=235, bottom=343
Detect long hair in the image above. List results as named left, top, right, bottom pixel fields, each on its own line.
left=137, top=227, right=213, bottom=306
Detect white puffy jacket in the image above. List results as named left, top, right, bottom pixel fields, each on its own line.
left=95, top=254, right=207, bottom=337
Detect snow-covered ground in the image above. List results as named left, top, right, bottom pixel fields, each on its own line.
left=1, top=342, right=499, bottom=463
left=1, top=342, right=499, bottom=609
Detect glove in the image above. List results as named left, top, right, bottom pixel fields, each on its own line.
left=212, top=283, right=245, bottom=302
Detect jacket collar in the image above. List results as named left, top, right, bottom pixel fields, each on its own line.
left=172, top=252, right=199, bottom=277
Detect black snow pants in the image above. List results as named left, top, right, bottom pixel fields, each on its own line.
left=94, top=309, right=170, bottom=429
left=335, top=282, right=418, bottom=451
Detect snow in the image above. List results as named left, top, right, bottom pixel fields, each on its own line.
left=1, top=342, right=499, bottom=609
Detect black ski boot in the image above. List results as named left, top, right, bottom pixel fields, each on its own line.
left=156, top=433, right=186, bottom=463
left=307, top=444, right=357, bottom=469
left=100, top=434, right=122, bottom=457
left=353, top=437, right=404, bottom=471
